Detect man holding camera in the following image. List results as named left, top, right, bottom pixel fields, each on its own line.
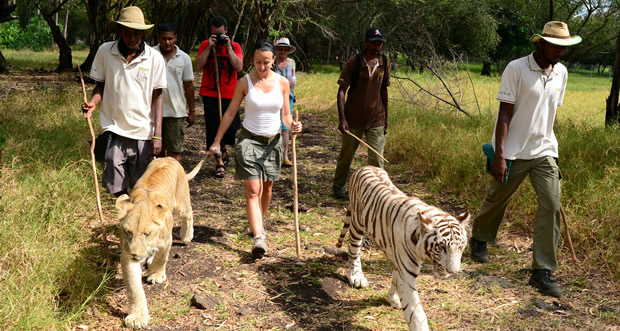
left=196, top=15, right=243, bottom=178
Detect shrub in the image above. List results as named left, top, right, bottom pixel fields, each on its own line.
left=0, top=16, right=53, bottom=51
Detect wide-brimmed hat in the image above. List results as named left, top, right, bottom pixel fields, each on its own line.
left=531, top=21, right=581, bottom=46
left=274, top=38, right=296, bottom=53
left=108, top=6, right=154, bottom=35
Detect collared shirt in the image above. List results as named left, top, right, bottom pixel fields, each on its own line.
left=154, top=44, right=195, bottom=118
left=493, top=53, right=568, bottom=160
left=90, top=41, right=167, bottom=140
left=337, top=53, right=390, bottom=130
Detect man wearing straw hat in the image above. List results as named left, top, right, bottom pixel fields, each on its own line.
left=332, top=27, right=390, bottom=200
left=82, top=6, right=166, bottom=197
left=196, top=15, right=243, bottom=178
left=469, top=21, right=582, bottom=298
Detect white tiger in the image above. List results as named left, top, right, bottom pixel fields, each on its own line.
left=336, top=166, right=470, bottom=331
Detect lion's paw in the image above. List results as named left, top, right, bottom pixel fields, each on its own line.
left=124, top=310, right=150, bottom=329
left=146, top=272, right=167, bottom=284
left=348, top=269, right=369, bottom=288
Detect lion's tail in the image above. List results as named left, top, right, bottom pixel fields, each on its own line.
left=186, top=158, right=206, bottom=181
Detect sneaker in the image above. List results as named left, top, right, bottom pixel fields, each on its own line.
left=529, top=269, right=562, bottom=298
left=252, top=235, right=267, bottom=259
left=333, top=186, right=348, bottom=200
left=470, top=237, right=489, bottom=263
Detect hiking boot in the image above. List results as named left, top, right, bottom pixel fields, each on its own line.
left=333, top=186, right=348, bottom=200
left=470, top=237, right=489, bottom=263
left=252, top=235, right=267, bottom=259
left=529, top=269, right=562, bottom=298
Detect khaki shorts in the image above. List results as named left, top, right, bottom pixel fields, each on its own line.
left=235, top=127, right=283, bottom=181
left=162, top=117, right=186, bottom=153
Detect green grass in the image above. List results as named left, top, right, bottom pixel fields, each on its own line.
left=0, top=87, right=112, bottom=329
left=2, top=48, right=89, bottom=70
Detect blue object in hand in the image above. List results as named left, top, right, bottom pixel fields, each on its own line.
left=483, top=143, right=512, bottom=184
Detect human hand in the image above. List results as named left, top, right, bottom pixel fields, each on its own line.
left=290, top=121, right=303, bottom=134
left=338, top=120, right=349, bottom=134
left=208, top=35, right=217, bottom=48
left=82, top=101, right=95, bottom=119
left=491, top=157, right=508, bottom=183
left=151, top=139, right=162, bottom=156
left=186, top=112, right=195, bottom=128
left=209, top=143, right=221, bottom=158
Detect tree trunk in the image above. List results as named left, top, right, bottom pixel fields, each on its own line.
left=42, top=13, right=72, bottom=71
left=81, top=0, right=109, bottom=72
left=481, top=61, right=491, bottom=76
left=605, top=33, right=620, bottom=126
left=0, top=48, right=7, bottom=73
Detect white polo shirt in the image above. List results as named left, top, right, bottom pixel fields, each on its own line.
left=90, top=41, right=167, bottom=140
left=153, top=45, right=195, bottom=118
left=493, top=53, right=568, bottom=160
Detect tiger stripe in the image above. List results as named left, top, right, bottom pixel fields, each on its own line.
left=336, top=166, right=470, bottom=331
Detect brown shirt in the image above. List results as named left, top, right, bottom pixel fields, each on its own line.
left=337, top=53, right=390, bottom=129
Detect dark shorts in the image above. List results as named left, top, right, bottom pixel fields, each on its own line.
left=203, top=96, right=241, bottom=149
left=102, top=134, right=153, bottom=194
left=162, top=117, right=186, bottom=153
left=235, top=127, right=283, bottom=181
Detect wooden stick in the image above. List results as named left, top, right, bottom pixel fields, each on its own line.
left=560, top=205, right=579, bottom=263
left=78, top=62, right=111, bottom=269
left=212, top=46, right=222, bottom=120
left=344, top=130, right=389, bottom=164
left=291, top=105, right=301, bottom=258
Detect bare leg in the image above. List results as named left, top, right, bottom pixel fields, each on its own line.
left=245, top=179, right=264, bottom=236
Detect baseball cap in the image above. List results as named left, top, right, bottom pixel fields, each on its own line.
left=365, top=27, right=386, bottom=43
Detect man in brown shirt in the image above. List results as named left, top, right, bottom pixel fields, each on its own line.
left=333, top=27, right=390, bottom=200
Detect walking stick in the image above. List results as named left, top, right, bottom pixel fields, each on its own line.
left=212, top=46, right=222, bottom=120
left=560, top=205, right=579, bottom=263
left=344, top=129, right=390, bottom=164
left=292, top=106, right=302, bottom=258
left=78, top=62, right=111, bottom=269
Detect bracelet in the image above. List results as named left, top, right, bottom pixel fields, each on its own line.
left=152, top=136, right=162, bottom=140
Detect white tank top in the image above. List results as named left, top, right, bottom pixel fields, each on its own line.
left=242, top=74, right=283, bottom=136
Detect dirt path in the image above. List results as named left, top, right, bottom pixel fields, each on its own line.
left=77, top=77, right=619, bottom=331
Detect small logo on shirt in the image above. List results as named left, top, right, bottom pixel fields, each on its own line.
left=139, top=67, right=150, bottom=72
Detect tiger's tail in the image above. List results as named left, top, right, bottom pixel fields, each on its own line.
left=336, top=209, right=352, bottom=248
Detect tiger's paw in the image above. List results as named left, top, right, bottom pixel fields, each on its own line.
left=124, top=309, right=150, bottom=329
left=348, top=270, right=369, bottom=288
left=387, top=287, right=402, bottom=309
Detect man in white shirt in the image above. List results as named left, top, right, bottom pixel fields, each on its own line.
left=82, top=6, right=167, bottom=196
left=470, top=21, right=582, bottom=298
left=154, top=23, right=196, bottom=161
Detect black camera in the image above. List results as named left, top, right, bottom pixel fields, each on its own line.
left=215, top=33, right=227, bottom=46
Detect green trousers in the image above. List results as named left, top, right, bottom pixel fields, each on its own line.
left=333, top=126, right=385, bottom=189
left=472, top=156, right=562, bottom=271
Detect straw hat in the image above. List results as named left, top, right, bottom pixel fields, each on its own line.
left=531, top=21, right=582, bottom=46
left=108, top=6, right=154, bottom=35
left=274, top=38, right=296, bottom=53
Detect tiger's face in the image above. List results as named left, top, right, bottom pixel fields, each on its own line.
left=419, top=211, right=470, bottom=276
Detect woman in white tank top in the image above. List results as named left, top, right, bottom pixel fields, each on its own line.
left=209, top=40, right=303, bottom=258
